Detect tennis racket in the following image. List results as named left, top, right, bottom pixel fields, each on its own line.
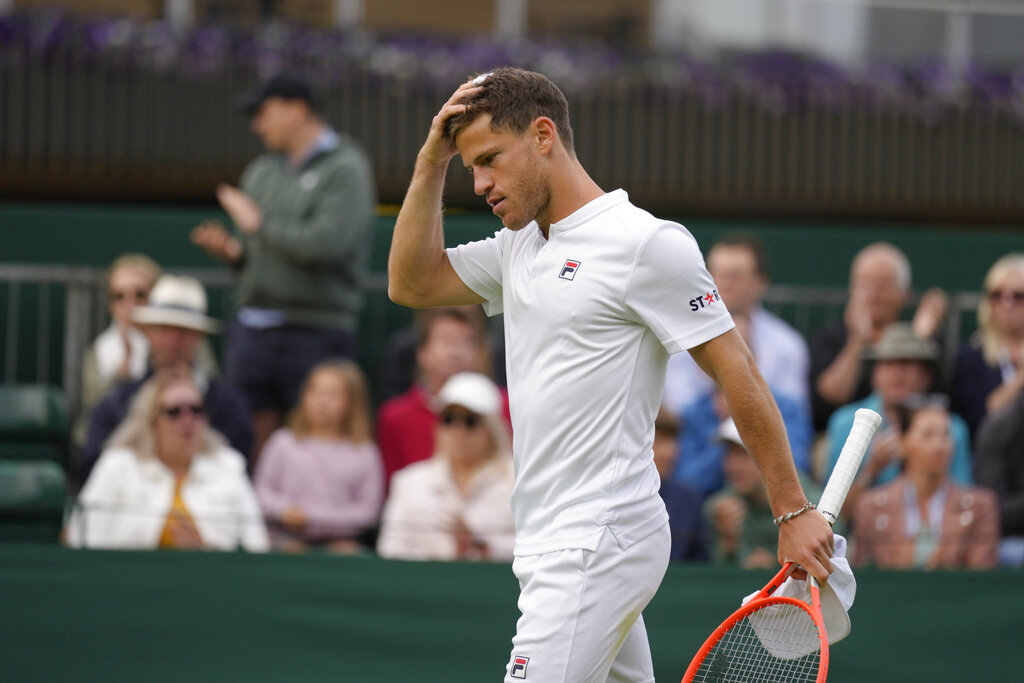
left=681, top=408, right=882, bottom=683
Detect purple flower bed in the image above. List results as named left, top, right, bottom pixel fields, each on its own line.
left=2, top=9, right=1022, bottom=122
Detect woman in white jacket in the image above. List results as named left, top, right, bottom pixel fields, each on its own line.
left=377, top=372, right=515, bottom=562
left=66, top=369, right=268, bottom=552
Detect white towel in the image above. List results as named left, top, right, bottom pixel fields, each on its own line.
left=742, top=534, right=856, bottom=658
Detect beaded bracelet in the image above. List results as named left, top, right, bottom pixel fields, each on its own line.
left=772, top=502, right=816, bottom=527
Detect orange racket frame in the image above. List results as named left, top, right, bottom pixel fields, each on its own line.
left=681, top=408, right=882, bottom=683
left=681, top=563, right=828, bottom=683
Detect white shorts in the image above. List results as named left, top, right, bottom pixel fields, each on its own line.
left=504, top=522, right=671, bottom=683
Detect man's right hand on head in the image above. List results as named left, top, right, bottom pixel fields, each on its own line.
left=419, top=78, right=486, bottom=168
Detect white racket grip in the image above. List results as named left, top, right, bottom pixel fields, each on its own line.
left=817, top=408, right=883, bottom=525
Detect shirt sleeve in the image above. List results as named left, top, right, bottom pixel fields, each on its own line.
left=624, top=223, right=734, bottom=354
left=446, top=229, right=507, bottom=317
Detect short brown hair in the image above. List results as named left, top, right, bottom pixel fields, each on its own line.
left=414, top=306, right=485, bottom=350
left=445, top=67, right=575, bottom=154
left=713, top=232, right=770, bottom=278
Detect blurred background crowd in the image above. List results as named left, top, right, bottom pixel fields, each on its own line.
left=2, top=0, right=1023, bottom=572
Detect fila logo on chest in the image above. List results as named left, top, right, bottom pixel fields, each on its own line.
left=559, top=259, right=582, bottom=281
left=510, top=655, right=530, bottom=679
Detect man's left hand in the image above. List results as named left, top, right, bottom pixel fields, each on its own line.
left=216, top=184, right=263, bottom=234
left=777, top=509, right=835, bottom=582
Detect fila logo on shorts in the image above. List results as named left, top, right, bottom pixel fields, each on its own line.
left=559, top=259, right=581, bottom=280
left=510, top=655, right=530, bottom=679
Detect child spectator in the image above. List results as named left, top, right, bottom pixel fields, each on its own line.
left=254, top=360, right=383, bottom=553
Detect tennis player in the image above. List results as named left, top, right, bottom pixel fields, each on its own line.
left=388, top=67, right=834, bottom=683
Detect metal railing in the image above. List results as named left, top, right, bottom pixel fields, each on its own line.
left=0, top=262, right=981, bottom=422
left=0, top=265, right=233, bottom=419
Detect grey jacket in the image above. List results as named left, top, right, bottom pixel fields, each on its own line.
left=235, top=132, right=376, bottom=330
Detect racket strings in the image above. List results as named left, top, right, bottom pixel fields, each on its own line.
left=691, top=603, right=822, bottom=682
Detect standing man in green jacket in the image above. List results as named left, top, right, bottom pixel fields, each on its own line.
left=192, top=72, right=376, bottom=461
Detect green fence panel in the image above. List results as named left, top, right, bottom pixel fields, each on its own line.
left=2, top=544, right=1021, bottom=682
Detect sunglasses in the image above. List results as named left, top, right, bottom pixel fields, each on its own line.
left=988, top=289, right=1024, bottom=305
left=159, top=403, right=205, bottom=420
left=110, top=289, right=149, bottom=303
left=440, top=412, right=482, bottom=429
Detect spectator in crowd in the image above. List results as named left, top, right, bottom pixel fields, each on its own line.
left=66, top=370, right=268, bottom=551
left=675, top=385, right=812, bottom=499
left=974, top=388, right=1024, bottom=566
left=704, top=418, right=822, bottom=568
left=377, top=304, right=506, bottom=402
left=190, top=71, right=376, bottom=461
left=663, top=232, right=809, bottom=416
left=79, top=275, right=251, bottom=484
left=950, top=253, right=1024, bottom=437
left=377, top=372, right=515, bottom=562
left=850, top=397, right=999, bottom=570
left=810, top=242, right=947, bottom=432
left=254, top=360, right=383, bottom=553
left=74, top=254, right=162, bottom=447
left=376, top=307, right=508, bottom=485
left=652, top=405, right=707, bottom=562
left=823, top=322, right=972, bottom=517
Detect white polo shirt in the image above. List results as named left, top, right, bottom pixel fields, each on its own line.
left=448, top=190, right=734, bottom=556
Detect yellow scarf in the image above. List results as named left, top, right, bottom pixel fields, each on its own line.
left=158, top=477, right=203, bottom=549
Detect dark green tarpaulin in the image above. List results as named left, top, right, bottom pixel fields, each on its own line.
left=2, top=544, right=1020, bottom=682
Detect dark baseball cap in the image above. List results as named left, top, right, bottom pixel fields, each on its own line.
left=236, top=72, right=318, bottom=115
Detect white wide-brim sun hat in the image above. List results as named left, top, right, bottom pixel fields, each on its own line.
left=130, top=274, right=221, bottom=334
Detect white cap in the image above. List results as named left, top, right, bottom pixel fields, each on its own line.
left=131, top=274, right=221, bottom=334
left=434, top=372, right=501, bottom=416
left=717, top=417, right=745, bottom=449
left=745, top=535, right=856, bottom=649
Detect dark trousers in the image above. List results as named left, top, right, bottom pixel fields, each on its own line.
left=225, top=320, right=357, bottom=415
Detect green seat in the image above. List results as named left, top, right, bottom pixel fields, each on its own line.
left=0, top=384, right=69, bottom=440
left=0, top=384, right=70, bottom=468
left=0, top=443, right=68, bottom=464
left=0, top=460, right=67, bottom=543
